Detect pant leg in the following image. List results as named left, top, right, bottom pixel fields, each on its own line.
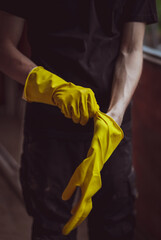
left=88, top=120, right=137, bottom=240
left=19, top=103, right=93, bottom=240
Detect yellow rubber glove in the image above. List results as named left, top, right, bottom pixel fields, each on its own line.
left=62, top=110, right=124, bottom=235
left=23, top=66, right=99, bottom=125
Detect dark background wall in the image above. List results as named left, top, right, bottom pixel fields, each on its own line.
left=132, top=59, right=161, bottom=240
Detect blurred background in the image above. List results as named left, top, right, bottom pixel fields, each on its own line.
left=0, top=1, right=161, bottom=240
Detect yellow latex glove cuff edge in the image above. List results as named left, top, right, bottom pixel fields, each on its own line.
left=96, top=111, right=124, bottom=139
left=22, top=66, right=43, bottom=101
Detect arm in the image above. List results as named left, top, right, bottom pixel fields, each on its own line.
left=107, top=22, right=146, bottom=125
left=0, top=10, right=98, bottom=125
left=0, top=10, right=37, bottom=85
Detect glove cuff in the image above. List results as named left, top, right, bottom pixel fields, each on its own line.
left=95, top=110, right=124, bottom=139
left=23, top=66, right=44, bottom=101
left=23, top=66, right=67, bottom=103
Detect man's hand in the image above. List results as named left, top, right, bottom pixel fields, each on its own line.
left=53, top=82, right=99, bottom=125
left=24, top=66, right=99, bottom=125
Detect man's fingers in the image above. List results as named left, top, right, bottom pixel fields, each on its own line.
left=70, top=103, right=81, bottom=124
left=79, top=95, right=89, bottom=125
left=88, top=92, right=99, bottom=118
left=53, top=85, right=99, bottom=125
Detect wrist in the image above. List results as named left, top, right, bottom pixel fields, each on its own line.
left=26, top=65, right=38, bottom=76
left=106, top=107, right=125, bottom=126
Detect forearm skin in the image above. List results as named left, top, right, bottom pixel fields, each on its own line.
left=0, top=41, right=36, bottom=85
left=107, top=49, right=143, bottom=125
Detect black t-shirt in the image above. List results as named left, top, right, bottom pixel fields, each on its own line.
left=0, top=0, right=158, bottom=112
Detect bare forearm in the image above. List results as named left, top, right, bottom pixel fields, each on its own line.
left=107, top=49, right=143, bottom=124
left=0, top=41, right=36, bottom=85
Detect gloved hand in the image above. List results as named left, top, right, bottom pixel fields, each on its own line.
left=23, top=66, right=99, bottom=125
left=62, top=110, right=124, bottom=235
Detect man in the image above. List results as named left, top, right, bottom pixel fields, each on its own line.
left=0, top=0, right=158, bottom=240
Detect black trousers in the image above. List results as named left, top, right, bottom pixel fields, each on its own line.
left=20, top=103, right=137, bottom=240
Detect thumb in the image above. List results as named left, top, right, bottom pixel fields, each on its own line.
left=62, top=170, right=80, bottom=201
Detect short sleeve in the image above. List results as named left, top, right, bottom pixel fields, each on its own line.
left=123, top=0, right=158, bottom=25
left=0, top=1, right=28, bottom=19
